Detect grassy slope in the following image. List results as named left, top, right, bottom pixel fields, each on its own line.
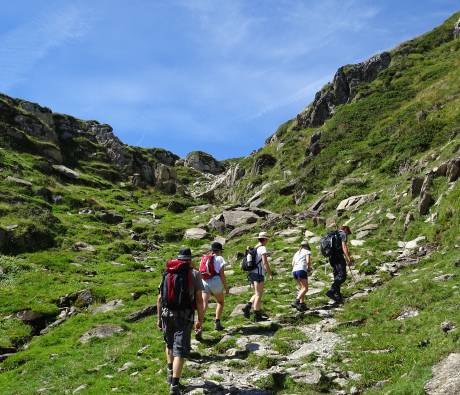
left=0, top=11, right=459, bottom=395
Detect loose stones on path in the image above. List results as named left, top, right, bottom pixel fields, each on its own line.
left=79, top=324, right=124, bottom=343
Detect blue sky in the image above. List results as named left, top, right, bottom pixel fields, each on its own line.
left=0, top=1, right=458, bottom=159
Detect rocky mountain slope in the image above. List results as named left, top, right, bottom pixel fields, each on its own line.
left=0, top=11, right=459, bottom=395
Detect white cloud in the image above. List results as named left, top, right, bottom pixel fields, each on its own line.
left=0, top=4, right=93, bottom=89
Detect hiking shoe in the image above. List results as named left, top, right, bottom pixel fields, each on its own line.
left=214, top=320, right=225, bottom=331
left=242, top=304, right=251, bottom=318
left=291, top=299, right=301, bottom=309
left=169, top=383, right=184, bottom=395
left=326, top=289, right=338, bottom=302
left=195, top=329, right=203, bottom=342
left=253, top=311, right=268, bottom=322
left=298, top=303, right=308, bottom=312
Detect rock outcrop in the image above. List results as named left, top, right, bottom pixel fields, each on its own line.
left=425, top=353, right=460, bottom=394
left=296, top=52, right=391, bottom=129
left=184, top=151, right=225, bottom=175
left=454, top=17, right=460, bottom=39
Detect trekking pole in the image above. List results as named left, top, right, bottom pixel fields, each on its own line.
left=347, top=262, right=356, bottom=283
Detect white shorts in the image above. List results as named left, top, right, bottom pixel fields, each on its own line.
left=202, top=276, right=224, bottom=295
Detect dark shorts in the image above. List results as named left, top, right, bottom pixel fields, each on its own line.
left=161, top=310, right=193, bottom=358
left=292, top=270, right=308, bottom=280
left=248, top=272, right=264, bottom=283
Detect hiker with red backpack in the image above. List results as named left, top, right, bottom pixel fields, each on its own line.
left=242, top=232, right=273, bottom=322
left=291, top=240, right=313, bottom=311
left=198, top=241, right=229, bottom=334
left=320, top=225, right=353, bottom=303
left=156, top=247, right=204, bottom=395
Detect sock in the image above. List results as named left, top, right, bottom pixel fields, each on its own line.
left=167, top=363, right=173, bottom=371
left=172, top=377, right=180, bottom=386
left=215, top=319, right=220, bottom=323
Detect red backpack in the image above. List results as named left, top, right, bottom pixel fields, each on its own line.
left=160, top=259, right=195, bottom=311
left=199, top=255, right=217, bottom=280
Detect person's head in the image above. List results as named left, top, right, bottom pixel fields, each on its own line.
left=257, top=232, right=269, bottom=245
left=210, top=241, right=223, bottom=256
left=177, top=246, right=192, bottom=264
left=340, top=225, right=352, bottom=235
left=300, top=240, right=311, bottom=250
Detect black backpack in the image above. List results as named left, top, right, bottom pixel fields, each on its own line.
left=320, top=231, right=343, bottom=257
left=240, top=247, right=259, bottom=271
left=160, top=259, right=194, bottom=311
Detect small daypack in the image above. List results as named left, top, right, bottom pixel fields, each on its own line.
left=241, top=247, right=259, bottom=271
left=320, top=231, right=342, bottom=257
left=199, top=255, right=217, bottom=280
left=160, top=259, right=194, bottom=311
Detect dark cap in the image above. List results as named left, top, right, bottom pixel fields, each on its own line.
left=177, top=246, right=192, bottom=260
left=211, top=241, right=223, bottom=252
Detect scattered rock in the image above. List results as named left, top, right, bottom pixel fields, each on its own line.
left=386, top=213, right=396, bottom=220
left=351, top=240, right=365, bottom=247
left=184, top=228, right=208, bottom=240
left=72, top=384, right=87, bottom=394
left=167, top=200, right=187, bottom=213
left=441, top=321, right=456, bottom=334
left=6, top=176, right=33, bottom=188
left=336, top=193, right=378, bottom=213
left=98, top=210, right=123, bottom=224
left=91, top=300, right=124, bottom=314
left=52, top=165, right=80, bottom=179
left=222, top=210, right=260, bottom=228
left=73, top=242, right=96, bottom=252
left=125, top=305, right=157, bottom=322
left=425, top=353, right=460, bottom=394
left=227, top=223, right=258, bottom=240
left=229, top=285, right=250, bottom=295
left=446, top=158, right=460, bottom=182
left=396, top=308, right=419, bottom=321
left=404, top=212, right=414, bottom=230
left=191, top=204, right=212, bottom=213
left=291, top=368, right=322, bottom=385
left=309, top=236, right=321, bottom=244
left=230, top=304, right=248, bottom=317
left=117, top=361, right=134, bottom=372
left=79, top=324, right=124, bottom=343
left=434, top=274, right=454, bottom=282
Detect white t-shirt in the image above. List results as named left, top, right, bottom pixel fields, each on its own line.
left=212, top=255, right=227, bottom=274
left=250, top=245, right=267, bottom=275
left=292, top=249, right=311, bottom=272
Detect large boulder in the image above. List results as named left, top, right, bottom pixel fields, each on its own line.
left=184, top=151, right=224, bottom=175
left=425, top=353, right=460, bottom=394
left=419, top=192, right=434, bottom=215
left=446, top=158, right=460, bottom=182
left=336, top=193, right=378, bottom=213
left=184, top=228, right=208, bottom=240
left=222, top=210, right=260, bottom=228
left=411, top=177, right=424, bottom=198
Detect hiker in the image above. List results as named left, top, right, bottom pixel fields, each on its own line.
left=199, top=241, right=229, bottom=334
left=291, top=240, right=313, bottom=311
left=324, top=225, right=353, bottom=303
left=242, top=232, right=273, bottom=322
left=157, top=247, right=205, bottom=395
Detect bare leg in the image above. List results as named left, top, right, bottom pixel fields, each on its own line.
left=297, top=278, right=308, bottom=303
left=253, top=281, right=265, bottom=311
left=172, top=356, right=185, bottom=379
left=202, top=291, right=210, bottom=316
left=166, top=347, right=173, bottom=364
left=214, top=292, right=225, bottom=320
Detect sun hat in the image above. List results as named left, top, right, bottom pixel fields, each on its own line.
left=257, top=232, right=269, bottom=240
left=211, top=241, right=224, bottom=252
left=177, top=246, right=192, bottom=260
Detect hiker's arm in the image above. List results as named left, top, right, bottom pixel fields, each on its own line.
left=156, top=294, right=162, bottom=329
left=220, top=269, right=229, bottom=294
left=262, top=254, right=272, bottom=279
left=307, top=254, right=313, bottom=271
left=342, top=241, right=353, bottom=265
left=195, top=290, right=205, bottom=330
